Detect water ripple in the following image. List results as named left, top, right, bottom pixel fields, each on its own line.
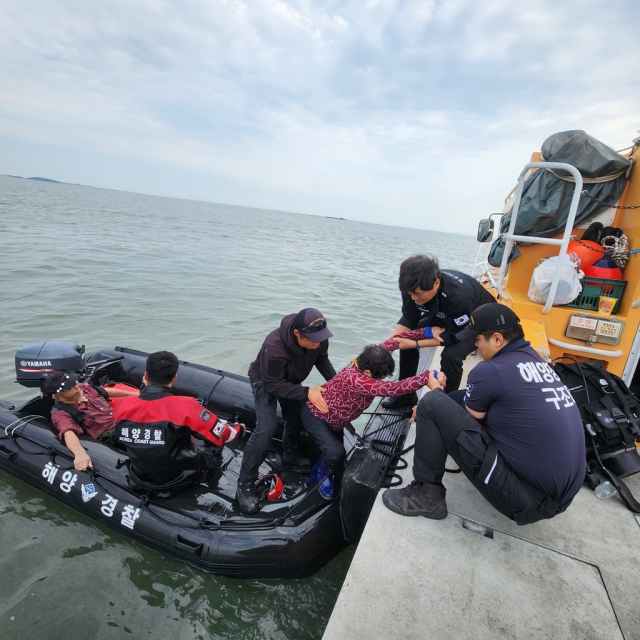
left=0, top=175, right=476, bottom=638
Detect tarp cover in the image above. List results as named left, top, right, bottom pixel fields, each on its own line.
left=488, top=130, right=632, bottom=266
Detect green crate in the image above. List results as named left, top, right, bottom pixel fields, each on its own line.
left=563, top=277, right=626, bottom=313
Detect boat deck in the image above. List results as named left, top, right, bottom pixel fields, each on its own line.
left=324, top=353, right=640, bottom=640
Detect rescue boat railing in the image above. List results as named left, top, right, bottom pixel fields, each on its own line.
left=495, top=162, right=583, bottom=314
left=547, top=338, right=623, bottom=358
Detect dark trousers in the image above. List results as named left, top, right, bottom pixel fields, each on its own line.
left=300, top=404, right=346, bottom=471
left=127, top=442, right=221, bottom=498
left=398, top=336, right=477, bottom=393
left=413, top=390, right=568, bottom=525
left=238, top=378, right=304, bottom=483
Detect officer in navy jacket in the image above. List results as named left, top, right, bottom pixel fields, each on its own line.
left=382, top=303, right=586, bottom=525
left=385, top=255, right=495, bottom=404
left=114, top=351, right=244, bottom=497
left=237, top=308, right=336, bottom=513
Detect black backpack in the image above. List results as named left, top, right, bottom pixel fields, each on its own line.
left=553, top=358, right=640, bottom=513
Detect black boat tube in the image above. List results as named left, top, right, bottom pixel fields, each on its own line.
left=0, top=402, right=345, bottom=578
left=1, top=346, right=412, bottom=575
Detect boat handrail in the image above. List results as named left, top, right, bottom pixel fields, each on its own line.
left=495, top=162, right=584, bottom=314
left=471, top=259, right=499, bottom=289
left=547, top=338, right=623, bottom=358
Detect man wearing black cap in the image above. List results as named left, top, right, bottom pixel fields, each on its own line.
left=382, top=303, right=586, bottom=525
left=237, top=308, right=337, bottom=513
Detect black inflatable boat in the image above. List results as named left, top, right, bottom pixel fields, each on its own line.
left=0, top=345, right=412, bottom=578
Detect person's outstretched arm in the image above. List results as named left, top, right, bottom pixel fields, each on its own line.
left=51, top=408, right=92, bottom=471
left=104, top=386, right=140, bottom=398
left=349, top=369, right=432, bottom=397
left=182, top=404, right=246, bottom=446
left=63, top=431, right=93, bottom=471
left=380, top=327, right=444, bottom=351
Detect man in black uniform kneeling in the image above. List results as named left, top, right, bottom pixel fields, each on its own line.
left=114, top=351, right=245, bottom=497
left=382, top=304, right=586, bottom=525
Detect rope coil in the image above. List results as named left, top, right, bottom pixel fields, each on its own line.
left=546, top=167, right=628, bottom=184
left=601, top=234, right=630, bottom=269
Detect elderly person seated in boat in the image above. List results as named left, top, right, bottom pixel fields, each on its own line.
left=51, top=374, right=139, bottom=471
left=301, top=330, right=446, bottom=499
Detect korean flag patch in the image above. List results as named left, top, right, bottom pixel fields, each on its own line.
left=211, top=420, right=225, bottom=438
left=454, top=314, right=470, bottom=327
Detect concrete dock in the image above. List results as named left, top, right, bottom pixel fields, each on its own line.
left=324, top=353, right=640, bottom=640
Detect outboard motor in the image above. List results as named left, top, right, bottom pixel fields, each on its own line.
left=15, top=342, right=86, bottom=394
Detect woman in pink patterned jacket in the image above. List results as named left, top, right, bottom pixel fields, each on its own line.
left=301, top=328, right=446, bottom=499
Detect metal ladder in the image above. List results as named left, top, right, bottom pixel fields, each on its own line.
left=495, top=161, right=584, bottom=314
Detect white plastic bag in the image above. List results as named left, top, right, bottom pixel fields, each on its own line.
left=528, top=253, right=584, bottom=306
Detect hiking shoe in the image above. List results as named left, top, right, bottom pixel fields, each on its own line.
left=381, top=392, right=418, bottom=410
left=382, top=481, right=447, bottom=519
left=283, top=451, right=311, bottom=474
left=305, top=456, right=329, bottom=487
left=318, top=475, right=335, bottom=500
left=236, top=481, right=259, bottom=514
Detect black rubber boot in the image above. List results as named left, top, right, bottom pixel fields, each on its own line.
left=236, top=480, right=259, bottom=514
left=382, top=481, right=447, bottom=519
left=381, top=392, right=419, bottom=410
left=283, top=451, right=311, bottom=474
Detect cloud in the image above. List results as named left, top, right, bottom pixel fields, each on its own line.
left=0, top=0, right=639, bottom=233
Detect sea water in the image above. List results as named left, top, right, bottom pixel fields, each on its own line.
left=0, top=175, right=477, bottom=639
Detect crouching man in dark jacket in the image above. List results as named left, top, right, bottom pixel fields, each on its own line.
left=114, top=351, right=245, bottom=497
left=382, top=304, right=586, bottom=525
left=237, top=308, right=337, bottom=513
left=383, top=254, right=495, bottom=408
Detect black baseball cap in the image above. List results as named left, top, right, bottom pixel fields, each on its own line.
left=51, top=372, right=82, bottom=394
left=293, top=308, right=333, bottom=342
left=456, top=303, right=521, bottom=341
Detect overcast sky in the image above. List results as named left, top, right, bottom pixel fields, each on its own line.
left=1, top=0, right=639, bottom=234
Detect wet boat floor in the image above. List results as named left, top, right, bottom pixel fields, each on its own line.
left=147, top=439, right=324, bottom=523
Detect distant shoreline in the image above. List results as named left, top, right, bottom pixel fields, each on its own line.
left=0, top=174, right=474, bottom=238
left=2, top=175, right=82, bottom=186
